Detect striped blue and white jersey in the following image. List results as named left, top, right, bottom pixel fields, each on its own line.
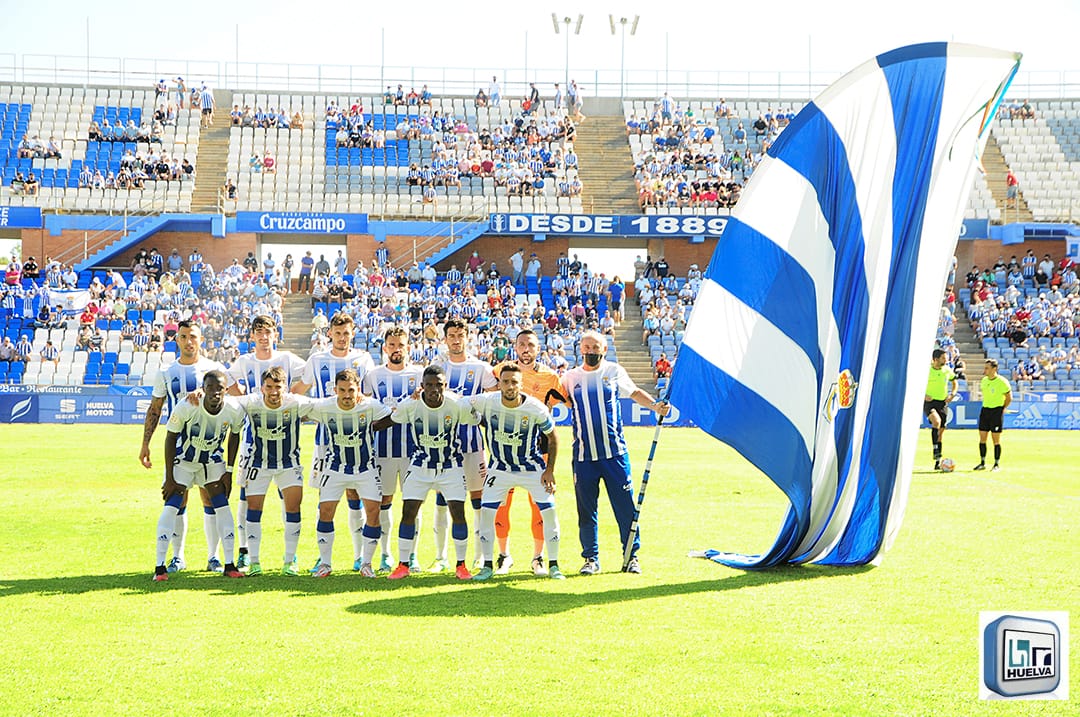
left=165, top=397, right=245, bottom=465
left=561, top=361, right=637, bottom=461
left=470, top=392, right=553, bottom=472
left=307, top=396, right=390, bottom=475
left=391, top=392, right=478, bottom=469
left=227, top=350, right=305, bottom=395
left=153, top=357, right=228, bottom=412
left=434, top=357, right=497, bottom=453
left=301, top=348, right=376, bottom=448
left=363, top=364, right=424, bottom=459
left=237, top=393, right=314, bottom=470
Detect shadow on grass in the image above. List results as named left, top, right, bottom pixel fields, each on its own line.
left=0, top=564, right=873, bottom=608
left=345, top=564, right=875, bottom=617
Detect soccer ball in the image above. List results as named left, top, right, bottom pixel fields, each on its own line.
left=939, top=457, right=956, bottom=473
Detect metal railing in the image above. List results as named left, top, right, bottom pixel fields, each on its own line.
left=388, top=197, right=488, bottom=269
left=52, top=193, right=164, bottom=267
left=3, top=52, right=1080, bottom=101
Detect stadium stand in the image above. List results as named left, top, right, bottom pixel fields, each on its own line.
left=995, top=103, right=1080, bottom=222
left=0, top=85, right=196, bottom=212
left=225, top=91, right=583, bottom=217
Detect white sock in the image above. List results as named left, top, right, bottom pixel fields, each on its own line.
left=413, top=511, right=422, bottom=561
left=479, top=506, right=498, bottom=563
left=347, top=501, right=364, bottom=562
left=202, top=507, right=219, bottom=562
left=433, top=501, right=449, bottom=561
left=236, top=494, right=248, bottom=550
left=156, top=504, right=180, bottom=566
left=214, top=504, right=235, bottom=565
left=171, top=508, right=188, bottom=562
left=284, top=512, right=302, bottom=563
left=362, top=524, right=380, bottom=566
left=398, top=522, right=416, bottom=565
left=316, top=519, right=334, bottom=566
left=247, top=512, right=262, bottom=563
left=473, top=507, right=482, bottom=549
left=379, top=505, right=393, bottom=558
left=540, top=506, right=560, bottom=562
left=451, top=522, right=468, bottom=563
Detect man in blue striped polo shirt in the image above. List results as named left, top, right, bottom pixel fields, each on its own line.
left=561, top=331, right=669, bottom=575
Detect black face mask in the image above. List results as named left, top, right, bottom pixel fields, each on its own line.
left=583, top=353, right=602, bottom=367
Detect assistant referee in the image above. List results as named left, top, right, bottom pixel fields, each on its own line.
left=975, top=358, right=1012, bottom=472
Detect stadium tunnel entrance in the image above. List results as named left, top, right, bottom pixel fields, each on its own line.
left=257, top=234, right=348, bottom=284
left=566, top=239, right=653, bottom=289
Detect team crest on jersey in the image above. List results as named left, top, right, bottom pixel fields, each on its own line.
left=283, top=411, right=290, bottom=421
left=822, top=369, right=858, bottom=423
left=520, top=416, right=530, bottom=429
left=444, top=415, right=454, bottom=428
left=466, top=369, right=475, bottom=380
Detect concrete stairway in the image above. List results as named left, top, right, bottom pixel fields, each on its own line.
left=951, top=309, right=986, bottom=396
left=612, top=320, right=658, bottom=391
left=984, top=134, right=1034, bottom=222
left=279, top=292, right=315, bottom=359
left=189, top=91, right=235, bottom=213
left=574, top=115, right=640, bottom=215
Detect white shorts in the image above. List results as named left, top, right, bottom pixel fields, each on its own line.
left=482, top=468, right=554, bottom=506
left=402, top=465, right=467, bottom=503
left=172, top=461, right=227, bottom=489
left=376, top=455, right=411, bottom=496
left=308, top=442, right=329, bottom=488
left=317, top=467, right=382, bottom=503
left=463, top=449, right=487, bottom=493
left=242, top=465, right=304, bottom=497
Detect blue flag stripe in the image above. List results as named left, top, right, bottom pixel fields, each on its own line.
left=706, top=219, right=824, bottom=383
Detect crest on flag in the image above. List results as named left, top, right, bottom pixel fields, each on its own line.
left=823, top=370, right=858, bottom=423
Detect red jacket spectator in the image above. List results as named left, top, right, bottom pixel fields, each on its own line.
left=655, top=354, right=672, bottom=378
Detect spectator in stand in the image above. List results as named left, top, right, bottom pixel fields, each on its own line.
left=1036, top=254, right=1055, bottom=287
left=1005, top=169, right=1019, bottom=209
left=262, top=151, right=276, bottom=174
left=298, top=251, right=315, bottom=293
left=654, top=352, right=672, bottom=380
left=199, top=83, right=215, bottom=127
left=40, top=340, right=60, bottom=366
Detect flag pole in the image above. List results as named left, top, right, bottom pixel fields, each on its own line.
left=621, top=381, right=671, bottom=572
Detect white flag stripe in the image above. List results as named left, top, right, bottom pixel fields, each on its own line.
left=684, top=280, right=818, bottom=455
left=735, top=155, right=840, bottom=367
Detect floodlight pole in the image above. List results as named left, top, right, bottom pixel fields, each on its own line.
left=610, top=15, right=639, bottom=101
left=552, top=13, right=582, bottom=90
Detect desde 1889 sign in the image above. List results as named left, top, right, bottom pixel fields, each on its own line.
left=488, top=213, right=728, bottom=237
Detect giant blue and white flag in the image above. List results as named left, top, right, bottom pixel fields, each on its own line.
left=670, top=43, right=1020, bottom=568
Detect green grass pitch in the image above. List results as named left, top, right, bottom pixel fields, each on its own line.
left=0, top=425, right=1076, bottom=716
